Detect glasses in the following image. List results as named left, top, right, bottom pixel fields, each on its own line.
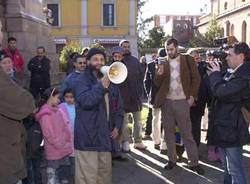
left=77, top=62, right=86, bottom=65
left=65, top=95, right=74, bottom=98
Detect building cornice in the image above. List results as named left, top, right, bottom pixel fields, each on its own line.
left=197, top=3, right=249, bottom=27
left=216, top=3, right=249, bottom=20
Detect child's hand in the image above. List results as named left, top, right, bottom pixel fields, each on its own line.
left=32, top=108, right=39, bottom=114
left=111, top=128, right=119, bottom=139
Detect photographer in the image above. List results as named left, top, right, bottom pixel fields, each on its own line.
left=208, top=42, right=250, bottom=184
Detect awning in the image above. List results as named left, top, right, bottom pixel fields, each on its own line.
left=94, top=39, right=120, bottom=45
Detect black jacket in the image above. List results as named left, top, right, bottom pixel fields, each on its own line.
left=23, top=116, right=43, bottom=159
left=208, top=61, right=250, bottom=148
left=144, top=61, right=159, bottom=106
left=118, top=54, right=144, bottom=113
left=28, top=56, right=51, bottom=89
left=191, top=61, right=212, bottom=115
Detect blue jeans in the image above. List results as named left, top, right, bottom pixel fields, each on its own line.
left=219, top=147, right=247, bottom=184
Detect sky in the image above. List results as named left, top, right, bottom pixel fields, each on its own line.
left=141, top=0, right=211, bottom=19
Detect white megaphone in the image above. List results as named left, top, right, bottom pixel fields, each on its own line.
left=100, top=62, right=128, bottom=84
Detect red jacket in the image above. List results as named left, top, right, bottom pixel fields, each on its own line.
left=3, top=47, right=25, bottom=72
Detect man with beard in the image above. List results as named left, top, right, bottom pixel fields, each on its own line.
left=28, top=46, right=51, bottom=100
left=74, top=48, right=124, bottom=184
left=155, top=38, right=204, bottom=174
left=119, top=40, right=146, bottom=151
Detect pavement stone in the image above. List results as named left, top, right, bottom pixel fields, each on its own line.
left=112, top=132, right=250, bottom=184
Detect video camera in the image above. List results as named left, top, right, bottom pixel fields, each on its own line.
left=212, top=37, right=229, bottom=61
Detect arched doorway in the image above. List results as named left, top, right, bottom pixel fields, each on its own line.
left=221, top=28, right=225, bottom=37
left=226, top=21, right=230, bottom=37
left=230, top=24, right=234, bottom=36
left=242, top=21, right=247, bottom=42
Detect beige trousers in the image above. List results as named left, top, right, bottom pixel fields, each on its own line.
left=75, top=150, right=112, bottom=184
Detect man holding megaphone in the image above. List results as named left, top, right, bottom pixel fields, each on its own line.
left=74, top=48, right=124, bottom=184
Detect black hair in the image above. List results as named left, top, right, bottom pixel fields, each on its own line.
left=70, top=52, right=79, bottom=60
left=8, top=37, right=17, bottom=43
left=73, top=54, right=85, bottom=63
left=233, top=42, right=250, bottom=62
left=157, top=48, right=167, bottom=57
left=37, top=87, right=60, bottom=112
left=165, top=38, right=178, bottom=48
left=63, top=88, right=74, bottom=97
left=37, top=46, right=46, bottom=52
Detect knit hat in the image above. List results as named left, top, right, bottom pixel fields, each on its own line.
left=112, top=46, right=124, bottom=55
left=157, top=48, right=167, bottom=57
left=119, top=39, right=129, bottom=47
left=86, top=48, right=106, bottom=60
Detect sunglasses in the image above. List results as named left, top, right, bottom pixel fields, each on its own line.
left=65, top=95, right=74, bottom=98
left=77, top=62, right=86, bottom=65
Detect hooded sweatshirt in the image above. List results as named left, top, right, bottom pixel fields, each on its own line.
left=36, top=104, right=73, bottom=160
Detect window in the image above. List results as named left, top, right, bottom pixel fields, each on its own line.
left=47, top=4, right=59, bottom=26
left=242, top=21, right=247, bottom=42
left=226, top=21, right=230, bottom=36
left=103, top=4, right=115, bottom=26
left=224, top=2, right=228, bottom=10
left=160, top=16, right=166, bottom=25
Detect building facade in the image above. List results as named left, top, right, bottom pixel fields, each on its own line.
left=0, top=0, right=63, bottom=86
left=154, top=14, right=201, bottom=46
left=197, top=0, right=250, bottom=45
left=47, top=0, right=138, bottom=56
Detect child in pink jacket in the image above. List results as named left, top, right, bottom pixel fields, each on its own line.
left=36, top=88, right=73, bottom=184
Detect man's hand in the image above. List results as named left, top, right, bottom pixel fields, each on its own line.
left=101, top=75, right=110, bottom=89
left=111, top=128, right=119, bottom=139
left=207, top=61, right=221, bottom=73
left=187, top=96, right=195, bottom=106
left=157, top=64, right=164, bottom=75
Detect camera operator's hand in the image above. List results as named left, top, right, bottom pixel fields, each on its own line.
left=207, top=61, right=221, bottom=73
left=101, top=75, right=110, bottom=89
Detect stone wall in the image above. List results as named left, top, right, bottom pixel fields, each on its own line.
left=2, top=0, right=64, bottom=87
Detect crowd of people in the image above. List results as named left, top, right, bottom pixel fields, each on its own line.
left=0, top=18, right=250, bottom=184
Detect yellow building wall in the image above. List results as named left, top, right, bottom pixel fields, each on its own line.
left=51, top=0, right=81, bottom=36
left=87, top=0, right=130, bottom=36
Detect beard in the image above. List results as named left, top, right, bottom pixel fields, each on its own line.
left=169, top=53, right=178, bottom=59
left=89, top=64, right=104, bottom=78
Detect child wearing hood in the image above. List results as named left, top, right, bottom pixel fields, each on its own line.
left=36, top=87, right=73, bottom=184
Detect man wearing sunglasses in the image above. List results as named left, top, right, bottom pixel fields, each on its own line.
left=61, top=54, right=87, bottom=96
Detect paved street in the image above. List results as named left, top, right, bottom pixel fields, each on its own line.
left=113, top=132, right=250, bottom=184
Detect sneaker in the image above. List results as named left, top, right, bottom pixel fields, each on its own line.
left=187, top=165, right=205, bottom=175
left=112, top=155, right=129, bottom=162
left=154, top=144, right=160, bottom=150
left=122, top=141, right=130, bottom=153
left=164, top=161, right=176, bottom=170
left=134, top=142, right=147, bottom=150
left=142, top=134, right=152, bottom=140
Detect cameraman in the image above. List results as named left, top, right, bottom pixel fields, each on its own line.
left=208, top=42, right=250, bottom=184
